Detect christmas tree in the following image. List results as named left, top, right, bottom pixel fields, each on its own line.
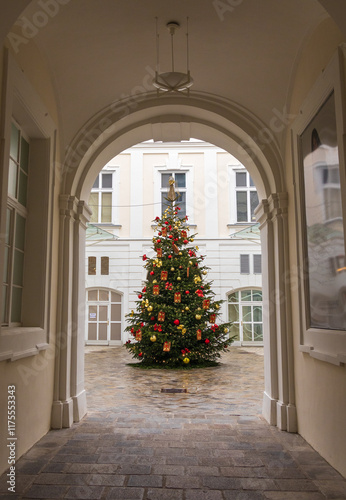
left=125, top=178, right=233, bottom=367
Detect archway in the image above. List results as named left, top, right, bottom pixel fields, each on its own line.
left=52, top=95, right=296, bottom=433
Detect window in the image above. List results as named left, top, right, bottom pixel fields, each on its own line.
left=101, top=257, right=109, bottom=275
left=228, top=289, right=263, bottom=343
left=240, top=254, right=250, bottom=274
left=89, top=171, right=114, bottom=223
left=253, top=254, right=262, bottom=274
left=235, top=170, right=259, bottom=222
left=161, top=172, right=186, bottom=217
left=86, top=289, right=122, bottom=344
left=88, top=257, right=96, bottom=275
left=2, top=123, right=29, bottom=326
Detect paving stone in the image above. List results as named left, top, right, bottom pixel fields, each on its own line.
left=151, top=465, right=184, bottom=475
left=241, top=478, right=279, bottom=490
left=22, top=484, right=68, bottom=498
left=264, top=493, right=326, bottom=500
left=34, top=473, right=90, bottom=485
left=146, top=488, right=183, bottom=500
left=64, top=485, right=104, bottom=499
left=52, top=454, right=98, bottom=464
left=105, top=487, right=144, bottom=499
left=127, top=475, right=163, bottom=488
left=223, top=492, right=266, bottom=500
left=87, top=474, right=125, bottom=486
left=166, top=456, right=199, bottom=466
left=165, top=475, right=201, bottom=489
left=15, top=460, right=47, bottom=475
left=185, top=489, right=223, bottom=499
left=275, top=479, right=319, bottom=491
left=301, top=465, right=343, bottom=480
left=220, top=466, right=269, bottom=478
left=313, top=480, right=346, bottom=498
left=202, top=476, right=243, bottom=489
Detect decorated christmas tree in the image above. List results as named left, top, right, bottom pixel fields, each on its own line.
left=125, top=178, right=233, bottom=367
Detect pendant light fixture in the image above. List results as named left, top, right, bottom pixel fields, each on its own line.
left=152, top=17, right=194, bottom=95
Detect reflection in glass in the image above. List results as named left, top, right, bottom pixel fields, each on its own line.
left=300, top=92, right=346, bottom=330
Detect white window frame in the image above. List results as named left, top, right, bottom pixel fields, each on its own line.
left=230, top=166, right=259, bottom=224
left=0, top=51, right=56, bottom=361
left=89, top=168, right=116, bottom=225
left=227, top=288, right=263, bottom=345
left=154, top=163, right=194, bottom=223
left=291, top=46, right=346, bottom=365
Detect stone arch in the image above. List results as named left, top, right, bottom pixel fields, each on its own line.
left=52, top=95, right=297, bottom=433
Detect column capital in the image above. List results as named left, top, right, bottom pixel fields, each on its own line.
left=59, top=194, right=79, bottom=216
left=76, top=200, right=92, bottom=228
left=255, top=192, right=288, bottom=227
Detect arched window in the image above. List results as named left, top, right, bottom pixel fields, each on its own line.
left=228, top=289, right=263, bottom=343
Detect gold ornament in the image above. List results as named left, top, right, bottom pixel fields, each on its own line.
left=177, top=276, right=181, bottom=281
left=215, top=304, right=220, bottom=309
left=171, top=267, right=175, bottom=271
left=185, top=306, right=189, bottom=311
left=224, top=327, right=229, bottom=333
left=150, top=335, right=157, bottom=342
left=182, top=328, right=187, bottom=334
left=183, top=357, right=190, bottom=364
left=189, top=261, right=192, bottom=266
left=196, top=314, right=202, bottom=320
left=153, top=279, right=157, bottom=284
left=190, top=238, right=194, bottom=242
left=147, top=305, right=153, bottom=312
left=179, top=252, right=182, bottom=256
left=203, top=270, right=207, bottom=275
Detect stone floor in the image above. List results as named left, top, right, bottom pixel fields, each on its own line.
left=1, top=346, right=346, bottom=499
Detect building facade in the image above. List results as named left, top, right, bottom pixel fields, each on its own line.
left=85, top=141, right=263, bottom=346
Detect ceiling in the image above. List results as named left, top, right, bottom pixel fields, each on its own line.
left=7, top=0, right=338, bottom=152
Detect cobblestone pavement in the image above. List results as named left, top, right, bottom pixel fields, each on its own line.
left=1, top=346, right=346, bottom=499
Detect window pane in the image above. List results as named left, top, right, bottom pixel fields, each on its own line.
left=5, top=208, right=12, bottom=245
left=15, top=213, right=26, bottom=251
left=324, top=187, right=342, bottom=220
left=161, top=192, right=170, bottom=214
left=8, top=159, right=17, bottom=198
left=228, top=291, right=238, bottom=303
left=111, top=303, right=121, bottom=320
left=101, top=256, right=109, bottom=275
left=236, top=191, right=248, bottom=222
left=175, top=173, right=186, bottom=188
left=111, top=291, right=122, bottom=302
left=253, top=290, right=262, bottom=301
left=176, top=191, right=186, bottom=218
left=254, top=323, right=263, bottom=341
left=249, top=175, right=255, bottom=187
left=250, top=191, right=259, bottom=221
left=99, top=323, right=108, bottom=340
left=243, top=323, right=253, bottom=341
left=161, top=173, right=172, bottom=188
left=89, top=192, right=99, bottom=223
left=18, top=170, right=28, bottom=207
left=102, top=173, right=112, bottom=188
left=3, top=247, right=9, bottom=283
left=13, top=250, right=24, bottom=286
left=240, top=254, right=250, bottom=274
left=229, top=323, right=239, bottom=341
left=92, top=175, right=99, bottom=189
left=111, top=322, right=121, bottom=340
left=88, top=289, right=98, bottom=301
left=241, top=290, right=252, bottom=301
left=89, top=305, right=97, bottom=321
left=99, top=290, right=109, bottom=301
left=253, top=254, right=262, bottom=274
left=10, top=123, right=19, bottom=161
left=88, top=323, right=97, bottom=340
left=242, top=305, right=252, bottom=322
left=88, top=256, right=96, bottom=275
left=99, top=305, right=108, bottom=321
left=20, top=137, right=29, bottom=174
left=101, top=193, right=112, bottom=222
left=253, top=305, right=262, bottom=322
left=236, top=172, right=246, bottom=187
left=228, top=303, right=239, bottom=322
left=11, top=286, right=22, bottom=323
left=2, top=286, right=8, bottom=324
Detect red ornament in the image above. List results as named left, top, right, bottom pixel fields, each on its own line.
left=183, top=239, right=188, bottom=244
left=138, top=294, right=142, bottom=299
left=168, top=255, right=172, bottom=259
left=185, top=290, right=190, bottom=295
left=150, top=271, right=155, bottom=275
left=150, top=316, right=155, bottom=321
left=205, top=339, right=210, bottom=344
left=168, top=235, right=173, bottom=239
left=165, top=221, right=169, bottom=225
left=157, top=239, right=161, bottom=243
left=142, top=287, right=146, bottom=292
left=174, top=319, right=180, bottom=325
left=174, top=238, right=179, bottom=241
left=177, top=207, right=181, bottom=211
left=155, top=217, right=160, bottom=221
left=142, top=254, right=147, bottom=261
left=169, top=225, right=172, bottom=230
left=158, top=231, right=162, bottom=236
left=139, top=352, right=143, bottom=357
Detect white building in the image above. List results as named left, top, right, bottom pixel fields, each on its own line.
left=85, top=141, right=263, bottom=346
